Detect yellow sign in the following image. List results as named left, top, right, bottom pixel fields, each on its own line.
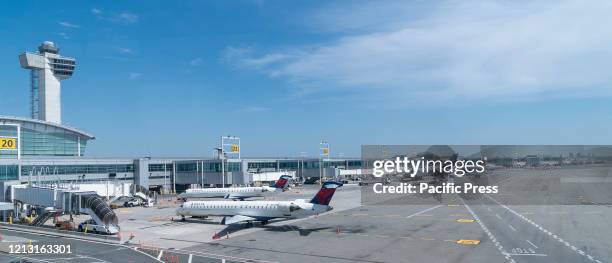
left=231, top=145, right=239, bottom=152
left=322, top=148, right=329, bottom=155
left=0, top=137, right=16, bottom=149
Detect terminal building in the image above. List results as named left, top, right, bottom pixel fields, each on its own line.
left=0, top=41, right=364, bottom=197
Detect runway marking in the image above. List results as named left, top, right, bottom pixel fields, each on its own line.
left=462, top=200, right=515, bottom=263
left=157, top=250, right=164, bottom=260
left=526, top=240, right=538, bottom=249
left=415, top=214, right=433, bottom=217
left=507, top=253, right=547, bottom=257
left=456, top=219, right=475, bottom=223
left=486, top=207, right=492, bottom=212
left=0, top=227, right=161, bottom=262
left=456, top=239, right=480, bottom=245
left=508, top=225, right=516, bottom=231
left=420, top=237, right=434, bottom=241
left=188, top=254, right=193, bottom=263
left=405, top=205, right=443, bottom=219
left=486, top=195, right=602, bottom=263
left=495, top=214, right=502, bottom=220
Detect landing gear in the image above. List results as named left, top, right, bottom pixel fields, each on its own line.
left=246, top=221, right=254, bottom=228
left=180, top=215, right=185, bottom=222
left=261, top=220, right=269, bottom=226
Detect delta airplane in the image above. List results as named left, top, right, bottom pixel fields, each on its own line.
left=176, top=181, right=343, bottom=225
left=177, top=175, right=292, bottom=200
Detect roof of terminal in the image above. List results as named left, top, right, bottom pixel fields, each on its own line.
left=0, top=116, right=95, bottom=139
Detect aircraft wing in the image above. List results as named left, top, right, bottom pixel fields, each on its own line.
left=222, top=215, right=256, bottom=225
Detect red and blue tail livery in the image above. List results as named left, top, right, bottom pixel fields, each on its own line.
left=273, top=175, right=292, bottom=189
left=310, top=181, right=343, bottom=205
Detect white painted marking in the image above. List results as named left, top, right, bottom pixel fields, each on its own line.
left=188, top=254, right=193, bottom=263
left=507, top=253, right=548, bottom=257
left=405, top=205, right=443, bottom=219
left=526, top=240, right=538, bottom=249
left=486, top=195, right=602, bottom=263
left=495, top=214, right=502, bottom=220
left=508, top=225, right=516, bottom=231
left=462, top=200, right=515, bottom=263
left=157, top=250, right=164, bottom=260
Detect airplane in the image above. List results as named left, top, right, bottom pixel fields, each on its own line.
left=175, top=181, right=343, bottom=226
left=177, top=175, right=292, bottom=200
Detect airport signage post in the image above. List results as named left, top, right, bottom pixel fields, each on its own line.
left=221, top=136, right=240, bottom=187
left=320, top=141, right=330, bottom=185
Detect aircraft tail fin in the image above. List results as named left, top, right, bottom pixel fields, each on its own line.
left=310, top=181, right=343, bottom=205
left=272, top=175, right=292, bottom=189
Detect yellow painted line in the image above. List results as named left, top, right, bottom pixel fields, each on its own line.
left=443, top=239, right=456, bottom=243
left=420, top=237, right=435, bottom=241
left=456, top=239, right=480, bottom=245
left=447, top=204, right=460, bottom=207
left=415, top=214, right=433, bottom=217
left=399, top=236, right=412, bottom=239
left=456, top=219, right=475, bottom=223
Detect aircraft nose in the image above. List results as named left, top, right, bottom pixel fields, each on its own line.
left=289, top=204, right=301, bottom=212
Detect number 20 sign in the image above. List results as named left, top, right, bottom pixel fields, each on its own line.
left=0, top=137, right=17, bottom=149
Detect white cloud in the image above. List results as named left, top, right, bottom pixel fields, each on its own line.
left=91, top=8, right=103, bottom=15
left=190, top=58, right=204, bottom=66
left=118, top=48, right=133, bottom=54
left=240, top=106, right=269, bottom=113
left=226, top=0, right=612, bottom=103
left=92, top=8, right=139, bottom=24
left=129, top=73, right=141, bottom=79
left=113, top=12, right=139, bottom=24
left=58, top=32, right=69, bottom=39
left=58, top=21, right=79, bottom=28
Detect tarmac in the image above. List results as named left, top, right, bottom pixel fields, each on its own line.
left=1, top=166, right=611, bottom=262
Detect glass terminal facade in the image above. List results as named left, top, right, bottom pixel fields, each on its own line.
left=0, top=117, right=93, bottom=158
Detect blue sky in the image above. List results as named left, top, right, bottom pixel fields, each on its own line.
left=1, top=0, right=611, bottom=158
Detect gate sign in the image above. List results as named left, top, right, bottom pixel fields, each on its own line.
left=0, top=137, right=17, bottom=149
left=231, top=145, right=239, bottom=153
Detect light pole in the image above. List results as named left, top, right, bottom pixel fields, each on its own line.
left=214, top=147, right=224, bottom=188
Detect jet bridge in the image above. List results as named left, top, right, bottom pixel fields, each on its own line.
left=9, top=185, right=119, bottom=233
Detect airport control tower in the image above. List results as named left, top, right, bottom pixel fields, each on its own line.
left=19, top=41, right=75, bottom=124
